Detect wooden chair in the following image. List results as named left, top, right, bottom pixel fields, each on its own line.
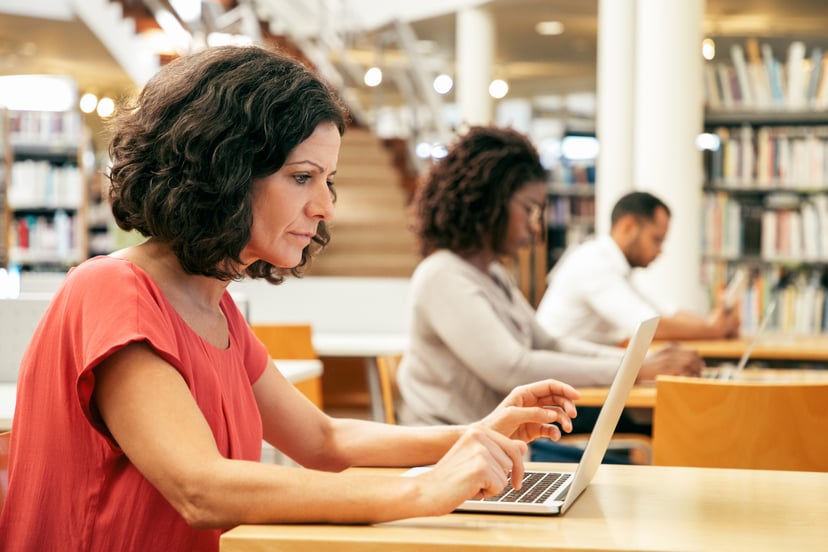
left=0, top=431, right=10, bottom=512
left=652, top=375, right=828, bottom=471
left=250, top=324, right=323, bottom=408
left=374, top=354, right=402, bottom=425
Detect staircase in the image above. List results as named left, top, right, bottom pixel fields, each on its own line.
left=309, top=127, right=420, bottom=278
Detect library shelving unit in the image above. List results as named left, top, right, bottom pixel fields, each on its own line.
left=701, top=35, right=828, bottom=336
left=546, top=182, right=594, bottom=270
left=545, top=134, right=597, bottom=272
left=2, top=109, right=90, bottom=271
left=86, top=159, right=114, bottom=258
left=702, top=110, right=828, bottom=335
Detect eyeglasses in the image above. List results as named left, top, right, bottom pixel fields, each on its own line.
left=512, top=196, right=546, bottom=228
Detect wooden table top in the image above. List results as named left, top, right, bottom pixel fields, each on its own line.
left=220, top=463, right=828, bottom=552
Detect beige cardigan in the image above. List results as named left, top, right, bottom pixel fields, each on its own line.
left=396, top=250, right=625, bottom=426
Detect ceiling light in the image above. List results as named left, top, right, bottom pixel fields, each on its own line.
left=433, top=74, right=453, bottom=95
left=702, top=38, right=716, bottom=61
left=536, top=21, right=565, bottom=36
left=561, top=135, right=600, bottom=161
left=79, top=93, right=98, bottom=114
left=96, top=97, right=116, bottom=118
left=696, top=132, right=721, bottom=151
left=430, top=144, right=448, bottom=159
left=0, top=75, right=77, bottom=112
left=416, top=142, right=433, bottom=158
left=489, top=79, right=509, bottom=99
left=364, top=67, right=383, bottom=87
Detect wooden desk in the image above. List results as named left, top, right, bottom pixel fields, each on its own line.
left=665, top=334, right=828, bottom=363
left=313, top=332, right=408, bottom=422
left=574, top=368, right=828, bottom=409
left=220, top=463, right=828, bottom=551
left=575, top=384, right=655, bottom=408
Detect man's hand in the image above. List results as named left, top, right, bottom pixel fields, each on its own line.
left=639, top=344, right=704, bottom=381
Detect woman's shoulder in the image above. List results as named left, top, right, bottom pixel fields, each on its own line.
left=412, top=250, right=468, bottom=283
left=66, top=255, right=149, bottom=288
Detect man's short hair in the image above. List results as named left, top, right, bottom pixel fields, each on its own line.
left=610, top=191, right=671, bottom=226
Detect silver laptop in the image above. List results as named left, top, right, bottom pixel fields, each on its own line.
left=406, top=316, right=659, bottom=516
left=711, top=298, right=776, bottom=381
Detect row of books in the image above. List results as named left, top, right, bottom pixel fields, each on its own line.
left=703, top=263, right=828, bottom=335
left=701, top=192, right=828, bottom=261
left=705, top=39, right=828, bottom=111
left=709, top=124, right=828, bottom=187
left=546, top=196, right=595, bottom=228
left=548, top=163, right=595, bottom=186
left=7, top=110, right=84, bottom=147
left=7, top=160, right=85, bottom=209
left=8, top=211, right=83, bottom=265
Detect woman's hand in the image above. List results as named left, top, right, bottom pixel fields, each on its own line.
left=416, top=424, right=528, bottom=513
left=479, top=379, right=580, bottom=444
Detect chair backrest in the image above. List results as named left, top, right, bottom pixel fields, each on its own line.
left=0, top=431, right=10, bottom=512
left=250, top=324, right=318, bottom=360
left=375, top=354, right=402, bottom=425
left=250, top=324, right=323, bottom=408
left=653, top=376, right=828, bottom=471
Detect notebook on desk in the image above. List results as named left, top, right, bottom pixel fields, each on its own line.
left=405, top=316, right=659, bottom=516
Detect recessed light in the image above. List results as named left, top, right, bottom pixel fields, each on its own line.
left=536, top=21, right=565, bottom=36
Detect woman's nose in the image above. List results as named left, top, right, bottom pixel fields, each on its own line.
left=309, top=180, right=335, bottom=221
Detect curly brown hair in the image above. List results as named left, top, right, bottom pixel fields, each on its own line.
left=412, top=126, right=546, bottom=257
left=108, top=45, right=348, bottom=283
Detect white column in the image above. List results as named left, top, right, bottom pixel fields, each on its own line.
left=633, top=0, right=706, bottom=312
left=595, top=0, right=637, bottom=236
left=456, top=6, right=494, bottom=126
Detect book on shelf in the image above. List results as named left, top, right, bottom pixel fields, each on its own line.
left=703, top=191, right=828, bottom=263
left=786, top=41, right=808, bottom=110
left=760, top=42, right=785, bottom=107
left=705, top=39, right=828, bottom=113
left=709, top=124, right=828, bottom=188
left=702, top=261, right=828, bottom=335
left=816, top=56, right=828, bottom=110
left=730, top=43, right=754, bottom=108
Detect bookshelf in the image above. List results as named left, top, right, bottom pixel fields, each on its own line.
left=545, top=134, right=597, bottom=271
left=702, top=37, right=828, bottom=336
left=2, top=110, right=91, bottom=271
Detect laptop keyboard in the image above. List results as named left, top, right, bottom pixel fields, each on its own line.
left=482, top=471, right=571, bottom=504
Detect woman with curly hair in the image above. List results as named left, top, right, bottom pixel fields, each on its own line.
left=395, top=126, right=703, bottom=459
left=0, top=48, right=582, bottom=551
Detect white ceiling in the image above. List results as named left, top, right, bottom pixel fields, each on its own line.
left=1, top=0, right=827, bottom=121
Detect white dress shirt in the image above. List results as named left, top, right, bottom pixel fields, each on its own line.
left=536, top=235, right=665, bottom=345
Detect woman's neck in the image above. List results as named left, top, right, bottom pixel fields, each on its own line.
left=462, top=249, right=497, bottom=274
left=113, top=239, right=229, bottom=311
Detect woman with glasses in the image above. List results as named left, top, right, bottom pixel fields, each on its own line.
left=395, top=126, right=702, bottom=462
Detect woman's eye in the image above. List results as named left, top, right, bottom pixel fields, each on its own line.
left=294, top=174, right=310, bottom=185
left=326, top=180, right=335, bottom=188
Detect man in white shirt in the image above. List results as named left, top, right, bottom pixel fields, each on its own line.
left=536, top=191, right=739, bottom=345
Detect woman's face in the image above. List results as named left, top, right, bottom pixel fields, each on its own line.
left=242, top=122, right=340, bottom=268
left=503, top=181, right=547, bottom=255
